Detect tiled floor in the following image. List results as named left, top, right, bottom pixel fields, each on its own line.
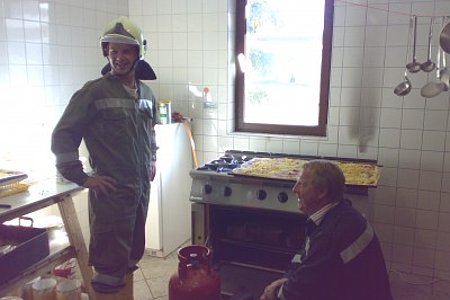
left=390, top=281, right=450, bottom=300
left=389, top=271, right=450, bottom=300
left=133, top=251, right=179, bottom=300
left=133, top=251, right=450, bottom=300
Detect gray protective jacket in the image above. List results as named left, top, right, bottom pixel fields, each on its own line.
left=51, top=72, right=158, bottom=185
left=51, top=73, right=158, bottom=292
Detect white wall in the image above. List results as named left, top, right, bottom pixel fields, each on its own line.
left=0, top=0, right=128, bottom=179
left=2, top=0, right=450, bottom=295
left=0, top=0, right=128, bottom=252
left=130, top=0, right=450, bottom=295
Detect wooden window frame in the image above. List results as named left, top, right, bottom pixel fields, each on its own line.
left=234, top=0, right=334, bottom=136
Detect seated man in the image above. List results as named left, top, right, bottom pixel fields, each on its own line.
left=260, top=160, right=392, bottom=300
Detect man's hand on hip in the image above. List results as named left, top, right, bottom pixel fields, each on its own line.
left=83, top=175, right=117, bottom=194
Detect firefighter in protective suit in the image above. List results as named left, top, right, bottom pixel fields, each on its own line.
left=51, top=16, right=158, bottom=298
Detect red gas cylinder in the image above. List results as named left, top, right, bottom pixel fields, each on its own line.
left=169, top=245, right=221, bottom=300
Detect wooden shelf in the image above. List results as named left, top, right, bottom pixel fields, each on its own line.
left=0, top=244, right=75, bottom=296
left=0, top=179, right=94, bottom=298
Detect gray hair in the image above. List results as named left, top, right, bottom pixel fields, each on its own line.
left=302, top=160, right=345, bottom=202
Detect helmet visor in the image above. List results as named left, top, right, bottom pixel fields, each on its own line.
left=100, top=34, right=139, bottom=46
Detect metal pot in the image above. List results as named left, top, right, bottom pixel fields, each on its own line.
left=440, top=17, right=450, bottom=53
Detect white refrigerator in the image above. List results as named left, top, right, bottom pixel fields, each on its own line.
left=145, top=123, right=193, bottom=257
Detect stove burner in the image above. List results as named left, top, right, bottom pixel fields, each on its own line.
left=197, top=155, right=247, bottom=173
left=220, top=154, right=251, bottom=163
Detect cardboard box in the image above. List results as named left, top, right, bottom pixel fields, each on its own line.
left=0, top=224, right=49, bottom=284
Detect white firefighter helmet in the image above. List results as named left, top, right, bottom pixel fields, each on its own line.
left=100, top=16, right=146, bottom=59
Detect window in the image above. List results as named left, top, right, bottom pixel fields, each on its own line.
left=235, top=0, right=334, bottom=136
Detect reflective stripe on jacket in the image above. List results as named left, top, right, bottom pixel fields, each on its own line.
left=51, top=73, right=158, bottom=186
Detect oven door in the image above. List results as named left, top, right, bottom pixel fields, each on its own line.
left=193, top=203, right=306, bottom=298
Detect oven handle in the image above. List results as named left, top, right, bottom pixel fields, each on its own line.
left=190, top=196, right=203, bottom=201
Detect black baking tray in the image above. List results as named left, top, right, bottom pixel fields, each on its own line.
left=0, top=224, right=49, bottom=284
left=0, top=169, right=28, bottom=186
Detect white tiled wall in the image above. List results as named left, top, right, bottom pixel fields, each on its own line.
left=2, top=0, right=450, bottom=297
left=0, top=0, right=128, bottom=179
left=0, top=0, right=128, bottom=252
left=129, top=0, right=450, bottom=296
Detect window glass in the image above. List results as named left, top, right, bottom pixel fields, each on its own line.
left=235, top=0, right=334, bottom=136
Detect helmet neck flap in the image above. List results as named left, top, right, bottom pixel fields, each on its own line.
left=101, top=60, right=157, bottom=80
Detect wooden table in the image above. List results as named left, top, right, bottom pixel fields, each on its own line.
left=0, top=179, right=94, bottom=299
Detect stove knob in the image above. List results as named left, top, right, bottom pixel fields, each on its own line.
left=257, top=189, right=267, bottom=201
left=224, top=186, right=232, bottom=197
left=278, top=192, right=289, bottom=203
left=204, top=184, right=213, bottom=194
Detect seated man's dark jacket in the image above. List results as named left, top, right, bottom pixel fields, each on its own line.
left=279, top=200, right=392, bottom=300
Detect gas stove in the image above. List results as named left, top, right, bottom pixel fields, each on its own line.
left=195, top=152, right=250, bottom=173
left=189, top=150, right=308, bottom=213
left=195, top=150, right=318, bottom=173
left=189, top=150, right=376, bottom=213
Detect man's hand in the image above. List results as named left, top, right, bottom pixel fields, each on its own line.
left=149, top=161, right=156, bottom=181
left=259, top=278, right=288, bottom=300
left=83, top=175, right=117, bottom=195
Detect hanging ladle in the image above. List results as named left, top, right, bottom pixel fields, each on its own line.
left=440, top=48, right=450, bottom=89
left=421, top=17, right=436, bottom=72
left=394, top=69, right=412, bottom=96
left=420, top=45, right=446, bottom=98
left=407, top=15, right=421, bottom=73
left=395, top=16, right=413, bottom=96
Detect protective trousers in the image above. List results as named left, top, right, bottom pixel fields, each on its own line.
left=93, top=273, right=134, bottom=300
left=88, top=182, right=149, bottom=293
